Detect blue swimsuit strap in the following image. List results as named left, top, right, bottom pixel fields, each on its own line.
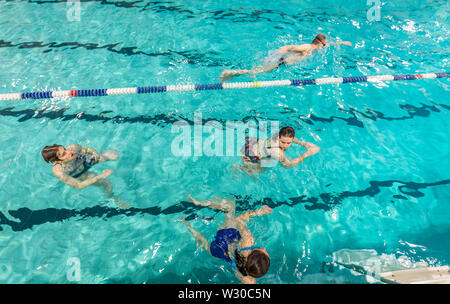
left=238, top=246, right=261, bottom=252
left=69, top=153, right=98, bottom=177
left=231, top=246, right=262, bottom=269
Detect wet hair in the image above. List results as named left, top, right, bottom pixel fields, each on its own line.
left=279, top=126, right=295, bottom=138
left=234, top=249, right=270, bottom=278
left=312, top=33, right=327, bottom=46
left=234, top=249, right=248, bottom=276
left=41, top=144, right=63, bottom=163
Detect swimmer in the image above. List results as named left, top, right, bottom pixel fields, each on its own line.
left=232, top=126, right=320, bottom=178
left=41, top=144, right=130, bottom=209
left=219, top=34, right=352, bottom=82
left=181, top=194, right=273, bottom=284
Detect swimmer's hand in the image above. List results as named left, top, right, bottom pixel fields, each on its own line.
left=336, top=41, right=352, bottom=47
left=100, top=169, right=113, bottom=179
left=187, top=194, right=204, bottom=206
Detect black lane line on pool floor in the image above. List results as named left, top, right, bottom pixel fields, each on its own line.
left=0, top=101, right=448, bottom=130
left=0, top=39, right=231, bottom=67
left=0, top=178, right=448, bottom=232
left=2, top=2, right=326, bottom=27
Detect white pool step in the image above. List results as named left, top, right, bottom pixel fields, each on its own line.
left=379, top=266, right=450, bottom=284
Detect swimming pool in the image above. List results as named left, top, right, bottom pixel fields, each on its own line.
left=0, top=0, right=448, bottom=284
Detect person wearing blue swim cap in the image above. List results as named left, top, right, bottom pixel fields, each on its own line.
left=180, top=194, right=272, bottom=284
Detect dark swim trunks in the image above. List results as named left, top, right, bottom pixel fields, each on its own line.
left=210, top=228, right=242, bottom=264
left=277, top=55, right=287, bottom=66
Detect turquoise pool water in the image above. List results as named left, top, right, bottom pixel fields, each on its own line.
left=0, top=0, right=448, bottom=283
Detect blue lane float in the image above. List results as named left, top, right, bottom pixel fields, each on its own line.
left=0, top=72, right=448, bottom=101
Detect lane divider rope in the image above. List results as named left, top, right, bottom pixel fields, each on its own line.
left=0, top=72, right=448, bottom=101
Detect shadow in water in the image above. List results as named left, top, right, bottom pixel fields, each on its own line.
left=1, top=178, right=448, bottom=232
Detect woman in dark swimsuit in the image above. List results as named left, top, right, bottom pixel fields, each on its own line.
left=181, top=194, right=272, bottom=284
left=41, top=144, right=130, bottom=209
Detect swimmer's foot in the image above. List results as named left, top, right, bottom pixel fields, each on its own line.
left=178, top=217, right=189, bottom=226
left=187, top=194, right=223, bottom=210
left=187, top=194, right=204, bottom=206
left=257, top=205, right=273, bottom=215
left=115, top=197, right=130, bottom=209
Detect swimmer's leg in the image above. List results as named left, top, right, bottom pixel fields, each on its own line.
left=219, top=69, right=252, bottom=82
left=179, top=219, right=210, bottom=252
left=82, top=172, right=130, bottom=209
left=230, top=163, right=248, bottom=179
left=186, top=195, right=237, bottom=229
left=219, top=61, right=282, bottom=82
left=231, top=163, right=256, bottom=179
left=220, top=199, right=237, bottom=229
left=240, top=163, right=257, bottom=178
left=233, top=158, right=266, bottom=179
left=250, top=62, right=281, bottom=75
left=97, top=150, right=119, bottom=163
left=187, top=194, right=235, bottom=213
left=253, top=163, right=267, bottom=174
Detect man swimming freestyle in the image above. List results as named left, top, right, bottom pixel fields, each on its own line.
left=219, top=34, right=352, bottom=82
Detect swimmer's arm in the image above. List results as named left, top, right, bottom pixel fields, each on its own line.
left=274, top=149, right=299, bottom=168
left=278, top=44, right=311, bottom=54
left=52, top=166, right=111, bottom=190
left=293, top=139, right=320, bottom=163
left=277, top=143, right=318, bottom=167
left=327, top=41, right=352, bottom=47
left=234, top=271, right=256, bottom=284
left=293, top=138, right=320, bottom=150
